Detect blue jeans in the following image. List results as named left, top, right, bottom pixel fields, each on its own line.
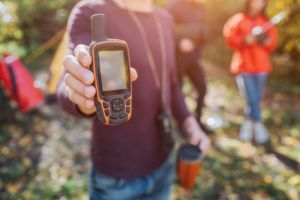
left=236, top=73, right=268, bottom=122
left=89, top=155, right=175, bottom=200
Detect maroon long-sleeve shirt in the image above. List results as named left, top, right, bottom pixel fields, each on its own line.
left=57, top=0, right=190, bottom=178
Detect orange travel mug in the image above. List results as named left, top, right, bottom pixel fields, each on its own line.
left=177, top=143, right=202, bottom=189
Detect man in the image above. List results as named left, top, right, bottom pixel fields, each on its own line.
left=168, top=0, right=212, bottom=133
left=58, top=0, right=210, bottom=199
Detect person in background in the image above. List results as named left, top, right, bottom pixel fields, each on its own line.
left=223, top=0, right=277, bottom=144
left=57, top=0, right=210, bottom=199
left=167, top=0, right=212, bottom=134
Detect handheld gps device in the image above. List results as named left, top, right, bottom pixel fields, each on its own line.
left=89, top=14, right=132, bottom=125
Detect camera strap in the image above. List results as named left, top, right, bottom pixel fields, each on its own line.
left=128, top=10, right=168, bottom=110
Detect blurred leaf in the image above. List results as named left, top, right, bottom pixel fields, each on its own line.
left=19, top=135, right=32, bottom=147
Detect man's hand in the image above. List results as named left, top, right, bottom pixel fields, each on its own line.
left=183, top=116, right=211, bottom=156
left=179, top=38, right=196, bottom=53
left=63, top=44, right=138, bottom=115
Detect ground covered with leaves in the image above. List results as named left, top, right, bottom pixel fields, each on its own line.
left=0, top=62, right=299, bottom=200
left=173, top=62, right=300, bottom=200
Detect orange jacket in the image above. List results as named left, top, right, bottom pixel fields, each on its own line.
left=223, top=13, right=277, bottom=74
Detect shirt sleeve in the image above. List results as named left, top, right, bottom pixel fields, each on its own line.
left=264, top=25, right=277, bottom=52
left=56, top=1, right=95, bottom=118
left=166, top=0, right=182, bottom=46
left=167, top=14, right=191, bottom=126
left=223, top=14, right=245, bottom=50
left=170, top=63, right=191, bottom=127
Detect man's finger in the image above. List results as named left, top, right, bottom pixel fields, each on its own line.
left=67, top=87, right=95, bottom=109
left=74, top=44, right=92, bottom=67
left=63, top=55, right=94, bottom=85
left=64, top=73, right=96, bottom=98
left=130, top=67, right=138, bottom=82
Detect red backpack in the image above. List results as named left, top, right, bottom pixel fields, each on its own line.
left=0, top=54, right=44, bottom=112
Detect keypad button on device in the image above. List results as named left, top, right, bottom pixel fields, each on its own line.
left=126, top=107, right=130, bottom=113
left=119, top=113, right=127, bottom=119
left=103, top=102, right=110, bottom=109
left=110, top=114, right=118, bottom=120
left=104, top=109, right=110, bottom=116
left=112, top=98, right=124, bottom=112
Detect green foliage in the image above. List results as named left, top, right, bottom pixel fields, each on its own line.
left=267, top=0, right=300, bottom=60
left=0, top=1, right=24, bottom=56
left=0, top=0, right=79, bottom=57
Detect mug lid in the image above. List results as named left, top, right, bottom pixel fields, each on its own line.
left=178, top=143, right=202, bottom=162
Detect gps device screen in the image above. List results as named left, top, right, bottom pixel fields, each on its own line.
left=98, top=50, right=129, bottom=92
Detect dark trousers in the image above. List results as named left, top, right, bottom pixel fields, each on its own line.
left=177, top=51, right=207, bottom=121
